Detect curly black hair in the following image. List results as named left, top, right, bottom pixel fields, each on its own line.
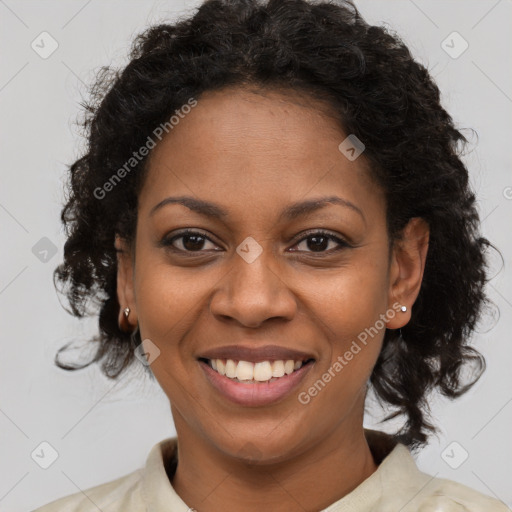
left=53, top=0, right=498, bottom=450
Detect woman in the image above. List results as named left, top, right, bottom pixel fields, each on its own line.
left=33, top=0, right=508, bottom=510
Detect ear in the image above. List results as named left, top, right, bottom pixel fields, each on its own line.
left=386, top=217, right=430, bottom=329
left=115, top=234, right=137, bottom=332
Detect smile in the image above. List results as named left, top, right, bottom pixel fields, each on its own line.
left=202, top=357, right=313, bottom=382
left=198, top=357, right=315, bottom=406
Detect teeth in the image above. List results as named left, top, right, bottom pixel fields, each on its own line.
left=236, top=360, right=254, bottom=381
left=216, top=359, right=226, bottom=376
left=208, top=358, right=308, bottom=382
left=225, top=359, right=237, bottom=378
left=254, top=361, right=273, bottom=381
left=272, top=360, right=285, bottom=377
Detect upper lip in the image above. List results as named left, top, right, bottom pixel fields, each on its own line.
left=198, top=344, right=315, bottom=363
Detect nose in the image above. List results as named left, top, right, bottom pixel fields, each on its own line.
left=209, top=247, right=297, bottom=328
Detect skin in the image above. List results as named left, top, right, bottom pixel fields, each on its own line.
left=115, top=86, right=429, bottom=512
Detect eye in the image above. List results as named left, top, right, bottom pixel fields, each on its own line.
left=290, top=230, right=350, bottom=254
left=162, top=229, right=220, bottom=253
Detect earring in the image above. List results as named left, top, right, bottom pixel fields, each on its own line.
left=119, top=306, right=133, bottom=333
left=400, top=305, right=407, bottom=312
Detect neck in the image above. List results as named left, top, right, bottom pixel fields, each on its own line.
left=170, top=417, right=379, bottom=512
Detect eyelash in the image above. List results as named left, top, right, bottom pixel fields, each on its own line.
left=161, top=228, right=351, bottom=256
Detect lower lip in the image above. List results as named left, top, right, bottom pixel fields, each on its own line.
left=199, top=360, right=314, bottom=407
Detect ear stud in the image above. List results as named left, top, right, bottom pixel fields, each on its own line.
left=400, top=305, right=407, bottom=312
left=124, top=307, right=130, bottom=317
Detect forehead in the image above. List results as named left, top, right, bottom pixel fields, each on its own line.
left=139, top=86, right=381, bottom=222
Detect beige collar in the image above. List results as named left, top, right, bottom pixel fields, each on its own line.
left=140, top=428, right=418, bottom=512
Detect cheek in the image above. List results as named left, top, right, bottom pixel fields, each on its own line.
left=309, top=251, right=390, bottom=341
left=132, top=262, right=203, bottom=413
left=132, top=251, right=207, bottom=369
left=133, top=234, right=213, bottom=330
left=304, top=254, right=389, bottom=392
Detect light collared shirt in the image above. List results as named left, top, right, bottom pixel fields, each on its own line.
left=32, top=429, right=509, bottom=511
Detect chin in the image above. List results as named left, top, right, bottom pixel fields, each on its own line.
left=213, top=429, right=306, bottom=466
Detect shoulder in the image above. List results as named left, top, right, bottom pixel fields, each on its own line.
left=416, top=474, right=510, bottom=511
left=31, top=436, right=185, bottom=512
left=378, top=443, right=510, bottom=512
left=31, top=468, right=144, bottom=512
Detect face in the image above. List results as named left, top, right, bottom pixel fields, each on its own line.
left=116, top=86, right=428, bottom=463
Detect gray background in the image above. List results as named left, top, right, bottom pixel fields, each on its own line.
left=1, top=1, right=511, bottom=510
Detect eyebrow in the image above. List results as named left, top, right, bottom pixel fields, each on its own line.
left=149, top=195, right=365, bottom=223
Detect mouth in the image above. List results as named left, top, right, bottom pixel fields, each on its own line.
left=197, top=356, right=316, bottom=407
left=198, top=357, right=315, bottom=383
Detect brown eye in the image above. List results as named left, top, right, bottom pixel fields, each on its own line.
left=291, top=230, right=350, bottom=254
left=162, top=230, right=219, bottom=253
